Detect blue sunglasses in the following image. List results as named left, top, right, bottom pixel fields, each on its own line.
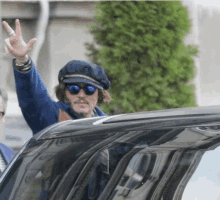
left=67, top=84, right=97, bottom=95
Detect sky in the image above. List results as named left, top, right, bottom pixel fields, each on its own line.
left=193, top=0, right=220, bottom=8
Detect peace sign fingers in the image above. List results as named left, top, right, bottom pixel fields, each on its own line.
left=2, top=21, right=16, bottom=37
left=2, top=19, right=36, bottom=60
left=15, top=19, right=22, bottom=38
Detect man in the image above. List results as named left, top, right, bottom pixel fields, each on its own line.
left=0, top=87, right=14, bottom=173
left=2, top=19, right=111, bottom=135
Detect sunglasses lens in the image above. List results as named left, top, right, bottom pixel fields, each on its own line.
left=68, top=84, right=96, bottom=95
left=68, top=85, right=80, bottom=95
left=84, top=85, right=96, bottom=95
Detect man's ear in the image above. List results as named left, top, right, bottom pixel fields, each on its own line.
left=64, top=91, right=70, bottom=103
left=103, top=90, right=111, bottom=104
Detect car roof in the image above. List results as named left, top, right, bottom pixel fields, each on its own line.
left=32, top=105, right=220, bottom=140
left=104, top=105, right=220, bottom=123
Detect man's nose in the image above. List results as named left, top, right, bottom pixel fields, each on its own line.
left=77, top=89, right=86, bottom=97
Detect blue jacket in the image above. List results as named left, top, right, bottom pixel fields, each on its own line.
left=13, top=58, right=107, bottom=135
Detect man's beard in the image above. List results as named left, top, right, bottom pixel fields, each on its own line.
left=71, top=97, right=94, bottom=118
left=75, top=111, right=89, bottom=118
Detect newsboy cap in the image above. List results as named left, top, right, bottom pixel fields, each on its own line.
left=58, top=60, right=110, bottom=90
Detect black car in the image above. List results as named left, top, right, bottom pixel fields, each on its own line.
left=1, top=106, right=220, bottom=200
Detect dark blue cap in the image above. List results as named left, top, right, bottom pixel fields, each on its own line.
left=58, top=60, right=111, bottom=90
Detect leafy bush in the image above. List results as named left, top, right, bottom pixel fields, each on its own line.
left=86, top=1, right=198, bottom=114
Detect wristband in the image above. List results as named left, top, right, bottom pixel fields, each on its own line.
left=15, top=57, right=30, bottom=66
left=15, top=57, right=32, bottom=72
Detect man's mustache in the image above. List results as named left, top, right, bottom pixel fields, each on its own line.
left=74, top=97, right=89, bottom=104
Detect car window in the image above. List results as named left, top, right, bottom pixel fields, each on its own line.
left=0, top=128, right=169, bottom=200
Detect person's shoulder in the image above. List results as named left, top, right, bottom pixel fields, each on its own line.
left=0, top=143, right=13, bottom=151
left=0, top=143, right=14, bottom=163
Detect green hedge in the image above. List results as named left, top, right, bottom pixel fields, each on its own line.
left=86, top=1, right=198, bottom=114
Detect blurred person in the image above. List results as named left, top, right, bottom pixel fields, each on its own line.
left=2, top=19, right=111, bottom=135
left=0, top=87, right=14, bottom=173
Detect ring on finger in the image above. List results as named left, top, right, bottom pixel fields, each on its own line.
left=9, top=31, right=15, bottom=37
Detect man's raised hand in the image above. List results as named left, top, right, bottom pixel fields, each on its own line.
left=2, top=19, right=37, bottom=63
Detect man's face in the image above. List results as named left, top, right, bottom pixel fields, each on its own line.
left=66, top=83, right=98, bottom=118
